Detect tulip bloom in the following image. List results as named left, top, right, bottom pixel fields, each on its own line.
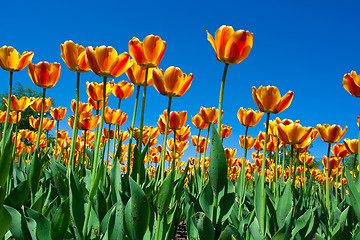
left=60, top=41, right=90, bottom=73
left=239, top=135, right=257, bottom=149
left=88, top=97, right=108, bottom=111
left=86, top=81, right=114, bottom=101
left=168, top=110, right=187, bottom=131
left=316, top=124, right=348, bottom=143
left=0, top=46, right=34, bottom=72
left=343, top=138, right=358, bottom=154
left=71, top=100, right=93, bottom=115
left=28, top=62, right=61, bottom=89
left=200, top=107, right=221, bottom=124
left=30, top=97, right=52, bottom=113
left=3, top=95, right=33, bottom=112
left=152, top=67, right=193, bottom=97
left=104, top=107, right=122, bottom=125
left=51, top=107, right=67, bottom=121
left=220, top=124, right=232, bottom=138
left=343, top=71, right=360, bottom=97
left=237, top=107, right=264, bottom=127
left=277, top=123, right=313, bottom=145
left=322, top=156, right=341, bottom=170
left=252, top=86, right=294, bottom=114
left=331, top=143, right=349, bottom=159
left=206, top=25, right=253, bottom=65
left=191, top=113, right=209, bottom=129
left=29, top=116, right=55, bottom=131
left=68, top=113, right=100, bottom=131
left=112, top=80, right=134, bottom=99
left=128, top=35, right=166, bottom=68
left=126, top=63, right=154, bottom=86
left=85, top=46, right=133, bottom=78
left=176, top=125, right=191, bottom=141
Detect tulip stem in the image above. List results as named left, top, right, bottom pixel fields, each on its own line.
left=172, top=131, right=177, bottom=172
left=1, top=71, right=13, bottom=154
left=34, top=88, right=46, bottom=155
left=127, top=85, right=141, bottom=174
left=138, top=67, right=149, bottom=154
left=159, top=96, right=172, bottom=183
left=83, top=130, right=87, bottom=168
left=69, top=72, right=81, bottom=171
left=194, top=128, right=201, bottom=165
left=112, top=98, right=121, bottom=165
left=260, top=112, right=270, bottom=239
left=217, top=63, right=229, bottom=134
left=325, top=142, right=331, bottom=225
left=55, top=120, right=59, bottom=158
left=201, top=125, right=211, bottom=187
left=11, top=112, right=20, bottom=159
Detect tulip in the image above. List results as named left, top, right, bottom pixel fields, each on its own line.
left=191, top=113, right=209, bottom=130
left=88, top=97, right=109, bottom=111
left=200, top=107, right=220, bottom=124
left=51, top=107, right=67, bottom=121
left=128, top=35, right=166, bottom=68
left=104, top=107, right=122, bottom=125
left=206, top=25, right=254, bottom=65
left=343, top=71, right=360, bottom=97
left=316, top=124, right=348, bottom=144
left=0, top=46, right=34, bottom=72
left=68, top=113, right=100, bottom=131
left=277, top=123, right=313, bottom=145
left=30, top=97, right=52, bottom=113
left=86, top=81, right=114, bottom=102
left=220, top=124, right=232, bottom=139
left=176, top=125, right=191, bottom=141
left=112, top=80, right=134, bottom=99
left=85, top=46, right=133, bottom=78
left=168, top=111, right=187, bottom=131
left=343, top=138, right=359, bottom=154
left=152, top=67, right=193, bottom=98
left=28, top=62, right=61, bottom=89
left=239, top=135, right=257, bottom=149
left=70, top=100, right=93, bottom=115
left=60, top=41, right=90, bottom=73
left=126, top=63, right=154, bottom=86
left=252, top=86, right=294, bottom=114
left=3, top=95, right=33, bottom=112
left=157, top=113, right=173, bottom=135
left=237, top=107, right=264, bottom=127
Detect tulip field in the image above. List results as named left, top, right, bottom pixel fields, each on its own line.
left=1, top=25, right=360, bottom=240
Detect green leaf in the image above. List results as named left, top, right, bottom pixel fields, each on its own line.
left=50, top=198, right=70, bottom=240
left=124, top=177, right=150, bottom=240
left=199, top=180, right=214, bottom=221
left=50, top=157, right=68, bottom=202
left=110, top=153, right=122, bottom=203
left=25, top=208, right=50, bottom=240
left=345, top=168, right=360, bottom=222
left=254, top=169, right=265, bottom=237
left=155, top=170, right=175, bottom=216
left=331, top=206, right=349, bottom=238
left=218, top=191, right=235, bottom=225
left=276, top=179, right=292, bottom=229
left=108, top=200, right=126, bottom=240
left=291, top=208, right=312, bottom=237
left=208, top=124, right=227, bottom=197
left=249, top=216, right=262, bottom=240
left=192, top=212, right=215, bottom=240
left=69, top=169, right=85, bottom=239
left=29, top=150, right=48, bottom=198
left=0, top=125, right=13, bottom=187
left=186, top=204, right=200, bottom=240
left=4, top=180, right=29, bottom=209
left=218, top=225, right=240, bottom=240
left=0, top=204, right=11, bottom=238
left=4, top=205, right=31, bottom=240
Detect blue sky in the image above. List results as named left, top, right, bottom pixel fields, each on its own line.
left=1, top=0, right=360, bottom=162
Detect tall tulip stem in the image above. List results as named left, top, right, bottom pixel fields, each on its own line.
left=127, top=85, right=141, bottom=174
left=69, top=72, right=81, bottom=170
left=1, top=71, right=13, bottom=153
left=138, top=67, right=149, bottom=153
left=201, top=125, right=211, bottom=187
left=34, top=88, right=46, bottom=155
left=217, top=63, right=229, bottom=134
left=159, top=96, right=172, bottom=183
left=112, top=98, right=121, bottom=164
left=325, top=142, right=331, bottom=223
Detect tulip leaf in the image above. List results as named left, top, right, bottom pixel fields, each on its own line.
left=330, top=206, right=349, bottom=238
left=209, top=124, right=227, bottom=197
left=110, top=155, right=122, bottom=203
left=0, top=204, right=12, bottom=238
left=124, top=177, right=150, bottom=240
left=5, top=205, right=32, bottom=240
left=4, top=180, right=29, bottom=209
left=199, top=180, right=214, bottom=221
left=249, top=216, right=262, bottom=240
left=50, top=198, right=70, bottom=240
left=345, top=168, right=360, bottom=221
left=254, top=169, right=266, bottom=237
left=108, top=200, right=126, bottom=240
left=291, top=208, right=312, bottom=238
left=49, top=159, right=68, bottom=202
left=29, top=149, right=49, bottom=199
left=69, top=169, right=85, bottom=239
left=0, top=125, right=13, bottom=187
left=155, top=170, right=175, bottom=216
left=25, top=208, right=50, bottom=240
left=276, top=179, right=292, bottom=229
left=218, top=225, right=240, bottom=240
left=186, top=204, right=200, bottom=240
left=192, top=212, right=215, bottom=240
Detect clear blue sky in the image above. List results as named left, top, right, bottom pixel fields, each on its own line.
left=1, top=0, right=360, bottom=162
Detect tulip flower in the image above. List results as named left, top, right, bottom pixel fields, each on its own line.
left=51, top=107, right=67, bottom=121
left=239, top=135, right=257, bottom=149
left=277, top=123, right=313, bottom=145
left=206, top=25, right=253, bottom=65
left=168, top=111, right=187, bottom=131
left=128, top=35, right=166, bottom=68
left=68, top=113, right=100, bottom=131
left=200, top=107, right=220, bottom=124
left=126, top=63, right=154, bottom=87
left=60, top=41, right=90, bottom=73
left=176, top=125, right=191, bottom=141
left=152, top=67, right=193, bottom=98
left=316, top=124, right=348, bottom=144
left=343, top=71, right=360, bottom=97
left=252, top=86, right=294, bottom=114
left=191, top=113, right=209, bottom=130
left=30, top=97, right=52, bottom=113
left=85, top=46, right=133, bottom=78
left=220, top=124, right=232, bottom=139
left=86, top=81, right=114, bottom=102
left=28, top=62, right=61, bottom=89
left=3, top=95, right=33, bottom=112
left=112, top=80, right=134, bottom=99
left=88, top=97, right=109, bottom=112
left=70, top=100, right=93, bottom=115
left=104, top=107, right=122, bottom=125
left=237, top=107, right=264, bottom=128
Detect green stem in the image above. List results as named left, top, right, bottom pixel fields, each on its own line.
left=138, top=67, right=149, bottom=153
left=84, top=130, right=87, bottom=168
left=217, top=63, right=229, bottom=134
left=69, top=72, right=81, bottom=171
left=159, top=96, right=172, bottom=183
left=83, top=76, right=107, bottom=239
left=325, top=142, right=331, bottom=226
left=11, top=112, right=19, bottom=159
left=201, top=125, right=211, bottom=187
left=2, top=71, right=13, bottom=153
left=172, top=131, right=177, bottom=172
left=55, top=120, right=59, bottom=157
left=274, top=141, right=280, bottom=197
left=34, top=88, right=46, bottom=155
left=194, top=128, right=201, bottom=162
left=260, top=112, right=270, bottom=239
left=127, top=85, right=141, bottom=174
left=289, top=144, right=294, bottom=182
left=112, top=98, right=121, bottom=165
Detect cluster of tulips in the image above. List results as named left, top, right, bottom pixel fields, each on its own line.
left=0, top=25, right=359, bottom=240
